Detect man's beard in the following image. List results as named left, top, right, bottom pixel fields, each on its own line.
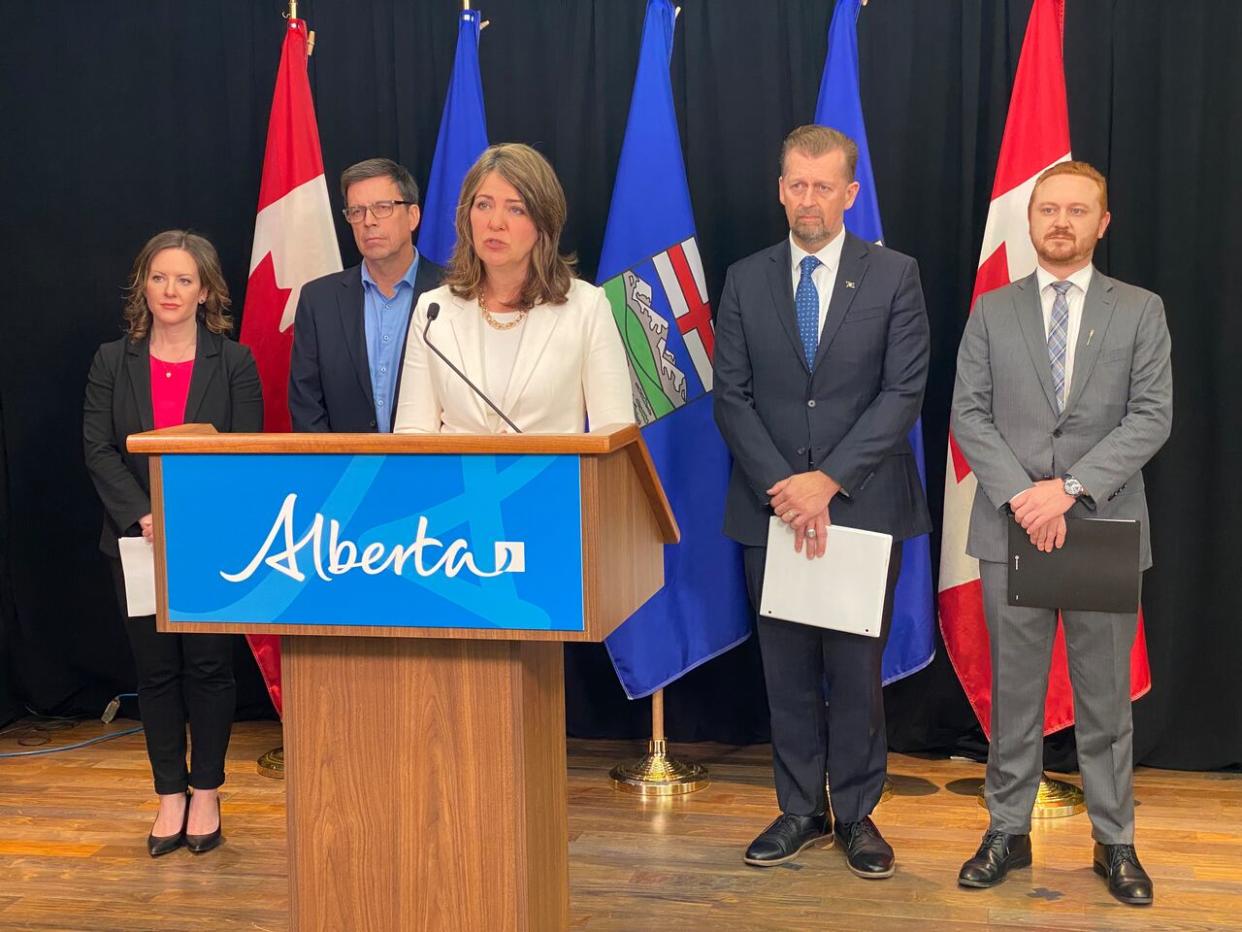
left=793, top=215, right=830, bottom=247
left=1036, top=232, right=1084, bottom=264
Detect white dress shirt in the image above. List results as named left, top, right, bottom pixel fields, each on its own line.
left=789, top=228, right=846, bottom=337
left=1035, top=263, right=1093, bottom=402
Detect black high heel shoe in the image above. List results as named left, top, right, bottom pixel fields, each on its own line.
left=185, top=793, right=223, bottom=854
left=147, top=791, right=189, bottom=858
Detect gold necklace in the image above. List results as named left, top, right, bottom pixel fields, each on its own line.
left=152, top=341, right=196, bottom=378
left=479, top=293, right=528, bottom=331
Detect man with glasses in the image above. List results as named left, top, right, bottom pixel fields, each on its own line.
left=290, top=158, right=444, bottom=432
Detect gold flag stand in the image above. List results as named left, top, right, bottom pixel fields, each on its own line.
left=258, top=745, right=285, bottom=779
left=610, top=689, right=709, bottom=796
left=977, top=772, right=1086, bottom=818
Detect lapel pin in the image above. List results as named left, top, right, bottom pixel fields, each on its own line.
left=845, top=280, right=856, bottom=289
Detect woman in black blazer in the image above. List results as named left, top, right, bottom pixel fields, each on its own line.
left=83, top=230, right=262, bottom=856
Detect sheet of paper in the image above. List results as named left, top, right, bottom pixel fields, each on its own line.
left=759, top=518, right=893, bottom=637
left=117, top=537, right=157, bottom=617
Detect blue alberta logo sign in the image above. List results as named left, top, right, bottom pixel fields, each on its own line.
left=161, top=453, right=583, bottom=631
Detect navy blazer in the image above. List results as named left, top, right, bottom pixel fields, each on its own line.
left=288, top=257, right=444, bottom=432
left=83, top=323, right=264, bottom=557
left=713, top=233, right=933, bottom=547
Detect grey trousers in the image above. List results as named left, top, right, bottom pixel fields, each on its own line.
left=979, top=559, right=1140, bottom=844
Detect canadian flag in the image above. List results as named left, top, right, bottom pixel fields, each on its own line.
left=238, top=17, right=342, bottom=716
left=938, top=0, right=1151, bottom=737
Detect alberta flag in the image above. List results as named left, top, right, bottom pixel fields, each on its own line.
left=417, top=8, right=488, bottom=267
left=599, top=0, right=751, bottom=699
left=815, top=0, right=935, bottom=685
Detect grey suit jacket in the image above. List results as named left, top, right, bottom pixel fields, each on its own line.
left=950, top=269, right=1173, bottom=569
left=713, top=233, right=932, bottom=547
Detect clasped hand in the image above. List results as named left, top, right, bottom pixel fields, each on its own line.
left=1010, top=479, right=1074, bottom=553
left=768, top=471, right=840, bottom=560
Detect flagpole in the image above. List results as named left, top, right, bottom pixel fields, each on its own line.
left=609, top=688, right=709, bottom=795
left=257, top=0, right=301, bottom=784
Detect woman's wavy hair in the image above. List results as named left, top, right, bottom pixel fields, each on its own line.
left=443, top=143, right=575, bottom=308
left=122, top=230, right=233, bottom=341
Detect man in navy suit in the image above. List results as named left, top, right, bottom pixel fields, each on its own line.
left=714, top=125, right=930, bottom=876
left=290, top=158, right=444, bottom=432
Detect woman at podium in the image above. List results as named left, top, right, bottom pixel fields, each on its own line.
left=83, top=230, right=263, bottom=856
left=393, top=143, right=634, bottom=434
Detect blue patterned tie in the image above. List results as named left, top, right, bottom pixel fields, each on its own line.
left=796, top=255, right=822, bottom=368
left=1048, top=280, right=1072, bottom=411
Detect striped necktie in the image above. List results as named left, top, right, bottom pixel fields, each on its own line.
left=796, top=255, right=822, bottom=368
left=1048, top=280, right=1072, bottom=411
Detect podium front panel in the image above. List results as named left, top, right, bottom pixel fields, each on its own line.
left=159, top=452, right=586, bottom=632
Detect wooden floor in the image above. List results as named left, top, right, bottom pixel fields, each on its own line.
left=1, top=720, right=1239, bottom=931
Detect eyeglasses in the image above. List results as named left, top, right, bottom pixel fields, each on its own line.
left=341, top=200, right=414, bottom=223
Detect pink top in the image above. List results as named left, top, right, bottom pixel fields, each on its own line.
left=150, top=355, right=194, bottom=429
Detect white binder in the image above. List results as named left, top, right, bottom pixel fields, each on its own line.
left=758, top=518, right=893, bottom=637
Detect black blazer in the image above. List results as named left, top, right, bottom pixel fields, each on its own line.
left=288, top=257, right=444, bottom=432
left=83, top=323, right=264, bottom=557
left=713, top=233, right=933, bottom=547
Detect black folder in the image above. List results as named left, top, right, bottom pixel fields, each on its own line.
left=1007, top=517, right=1141, bottom=613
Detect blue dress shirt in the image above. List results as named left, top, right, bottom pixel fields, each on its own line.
left=361, top=253, right=420, bottom=432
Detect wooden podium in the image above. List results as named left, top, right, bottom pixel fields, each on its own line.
left=128, top=424, right=679, bottom=932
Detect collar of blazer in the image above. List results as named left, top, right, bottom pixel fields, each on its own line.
left=765, top=231, right=872, bottom=376
left=125, top=321, right=224, bottom=430
left=336, top=264, right=374, bottom=407
left=1012, top=267, right=1118, bottom=423
left=439, top=290, right=565, bottom=422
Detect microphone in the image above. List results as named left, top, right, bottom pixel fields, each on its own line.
left=423, top=302, right=523, bottom=434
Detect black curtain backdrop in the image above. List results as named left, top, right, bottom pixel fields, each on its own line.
left=1, top=1, right=1238, bottom=768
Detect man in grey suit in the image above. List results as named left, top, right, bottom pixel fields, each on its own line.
left=951, top=161, right=1172, bottom=905
left=714, top=125, right=930, bottom=876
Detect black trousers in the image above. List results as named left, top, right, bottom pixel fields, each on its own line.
left=110, top=558, right=235, bottom=795
left=745, top=540, right=902, bottom=823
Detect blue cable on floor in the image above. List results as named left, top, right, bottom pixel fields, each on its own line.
left=0, top=693, right=143, bottom=759
left=0, top=725, right=144, bottom=759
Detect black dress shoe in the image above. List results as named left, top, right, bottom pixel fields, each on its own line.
left=743, top=812, right=832, bottom=867
left=834, top=817, right=894, bottom=879
left=958, top=830, right=1032, bottom=888
left=185, top=794, right=223, bottom=855
left=1093, top=843, right=1153, bottom=905
left=147, top=792, right=189, bottom=858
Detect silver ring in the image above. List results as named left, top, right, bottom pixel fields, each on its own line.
left=805, top=528, right=817, bottom=539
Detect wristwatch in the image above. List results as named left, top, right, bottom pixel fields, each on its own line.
left=1062, top=474, right=1085, bottom=499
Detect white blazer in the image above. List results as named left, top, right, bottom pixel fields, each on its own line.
left=393, top=279, right=636, bottom=434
